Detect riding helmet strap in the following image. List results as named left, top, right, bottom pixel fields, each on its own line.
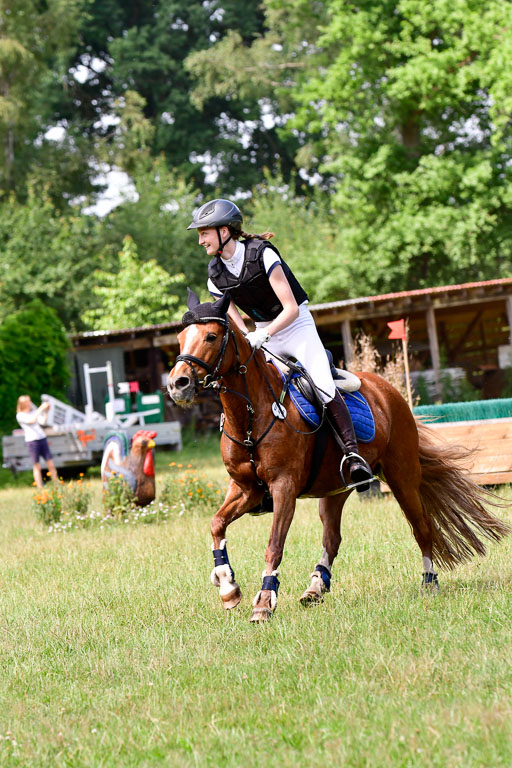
left=314, top=563, right=331, bottom=591
left=216, top=226, right=232, bottom=256
left=261, top=572, right=279, bottom=595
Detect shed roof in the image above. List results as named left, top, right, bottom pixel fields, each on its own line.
left=72, top=277, right=512, bottom=343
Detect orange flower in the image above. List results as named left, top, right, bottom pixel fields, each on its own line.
left=169, top=462, right=176, bottom=467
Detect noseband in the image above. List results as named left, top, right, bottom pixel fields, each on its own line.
left=175, top=316, right=253, bottom=389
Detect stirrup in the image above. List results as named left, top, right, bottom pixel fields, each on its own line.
left=340, top=452, right=373, bottom=491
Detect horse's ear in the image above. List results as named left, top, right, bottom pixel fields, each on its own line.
left=187, top=287, right=201, bottom=309
left=212, top=291, right=231, bottom=315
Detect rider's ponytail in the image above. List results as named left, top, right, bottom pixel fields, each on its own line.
left=230, top=228, right=275, bottom=241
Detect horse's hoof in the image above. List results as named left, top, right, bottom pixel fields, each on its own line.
left=299, top=589, right=324, bottom=606
left=250, top=606, right=273, bottom=623
left=221, top=585, right=242, bottom=610
left=421, top=572, right=439, bottom=595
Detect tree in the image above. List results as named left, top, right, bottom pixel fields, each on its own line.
left=193, top=0, right=512, bottom=295
left=93, top=91, right=206, bottom=296
left=246, top=175, right=350, bottom=303
left=64, top=0, right=298, bottom=195
left=82, top=235, right=185, bottom=330
left=0, top=0, right=89, bottom=202
left=0, top=300, right=70, bottom=436
left=0, top=187, right=101, bottom=331
left=285, top=0, right=512, bottom=294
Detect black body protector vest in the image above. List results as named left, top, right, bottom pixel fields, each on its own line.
left=207, top=239, right=308, bottom=322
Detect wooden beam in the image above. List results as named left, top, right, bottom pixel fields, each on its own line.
left=448, top=309, right=483, bottom=359
left=152, top=333, right=179, bottom=348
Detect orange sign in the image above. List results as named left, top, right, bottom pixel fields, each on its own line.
left=77, top=429, right=97, bottom=447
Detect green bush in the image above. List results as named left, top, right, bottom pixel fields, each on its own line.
left=0, top=300, right=70, bottom=436
left=102, top=474, right=137, bottom=518
left=159, top=462, right=225, bottom=513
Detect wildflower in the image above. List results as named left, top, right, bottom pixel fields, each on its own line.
left=177, top=463, right=183, bottom=468
left=169, top=462, right=176, bottom=467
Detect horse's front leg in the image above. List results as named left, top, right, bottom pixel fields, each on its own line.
left=250, top=478, right=297, bottom=623
left=300, top=494, right=347, bottom=605
left=211, top=479, right=263, bottom=610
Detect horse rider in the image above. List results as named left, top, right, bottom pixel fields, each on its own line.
left=187, top=198, right=373, bottom=491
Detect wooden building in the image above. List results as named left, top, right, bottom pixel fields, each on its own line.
left=70, top=277, right=512, bottom=419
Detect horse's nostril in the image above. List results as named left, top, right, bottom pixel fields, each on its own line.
left=175, top=376, right=190, bottom=390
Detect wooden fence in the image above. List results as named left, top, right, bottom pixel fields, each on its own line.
left=382, top=417, right=512, bottom=490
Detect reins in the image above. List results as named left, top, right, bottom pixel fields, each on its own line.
left=176, top=317, right=328, bottom=484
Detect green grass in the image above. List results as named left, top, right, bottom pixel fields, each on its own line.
left=1, top=440, right=512, bottom=766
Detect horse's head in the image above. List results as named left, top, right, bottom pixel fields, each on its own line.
left=167, top=289, right=236, bottom=406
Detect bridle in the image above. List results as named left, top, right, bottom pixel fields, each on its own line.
left=175, top=316, right=254, bottom=390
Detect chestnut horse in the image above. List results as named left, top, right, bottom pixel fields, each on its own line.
left=167, top=293, right=510, bottom=622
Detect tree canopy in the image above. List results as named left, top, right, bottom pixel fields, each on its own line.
left=0, top=0, right=511, bottom=340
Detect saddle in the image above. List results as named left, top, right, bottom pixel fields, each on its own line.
left=270, top=352, right=376, bottom=443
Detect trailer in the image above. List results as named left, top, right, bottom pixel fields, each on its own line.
left=2, top=393, right=182, bottom=475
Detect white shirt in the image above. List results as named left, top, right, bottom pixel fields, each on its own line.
left=207, top=241, right=281, bottom=296
left=16, top=409, right=47, bottom=442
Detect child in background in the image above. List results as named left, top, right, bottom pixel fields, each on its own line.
left=16, top=396, right=58, bottom=488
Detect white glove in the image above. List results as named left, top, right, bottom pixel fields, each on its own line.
left=245, top=329, right=271, bottom=349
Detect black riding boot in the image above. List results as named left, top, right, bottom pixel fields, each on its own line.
left=326, top=391, right=373, bottom=492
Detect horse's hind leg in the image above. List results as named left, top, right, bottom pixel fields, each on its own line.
left=300, top=493, right=349, bottom=605
left=382, top=461, right=439, bottom=592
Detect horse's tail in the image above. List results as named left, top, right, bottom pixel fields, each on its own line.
left=416, top=419, right=511, bottom=570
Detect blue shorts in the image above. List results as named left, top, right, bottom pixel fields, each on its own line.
left=27, top=438, right=53, bottom=464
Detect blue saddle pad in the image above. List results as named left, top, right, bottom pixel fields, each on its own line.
left=272, top=364, right=376, bottom=443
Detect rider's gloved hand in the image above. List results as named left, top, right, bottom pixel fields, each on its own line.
left=245, top=328, right=271, bottom=349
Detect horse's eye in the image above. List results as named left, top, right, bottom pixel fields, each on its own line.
left=206, top=332, right=217, bottom=343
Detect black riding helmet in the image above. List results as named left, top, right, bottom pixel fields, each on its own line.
left=187, top=198, right=243, bottom=255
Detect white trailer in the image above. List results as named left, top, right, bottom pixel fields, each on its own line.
left=2, top=393, right=182, bottom=475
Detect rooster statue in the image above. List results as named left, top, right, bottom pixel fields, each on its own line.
left=101, top=429, right=157, bottom=506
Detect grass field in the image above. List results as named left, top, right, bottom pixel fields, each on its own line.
left=1, top=436, right=512, bottom=767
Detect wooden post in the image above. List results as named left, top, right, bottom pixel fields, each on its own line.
left=341, top=318, right=353, bottom=366
left=425, top=305, right=441, bottom=397
left=506, top=296, right=512, bottom=345
left=402, top=333, right=413, bottom=410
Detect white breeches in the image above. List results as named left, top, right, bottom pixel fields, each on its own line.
left=256, top=304, right=335, bottom=402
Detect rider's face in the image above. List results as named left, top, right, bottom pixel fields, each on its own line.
left=197, top=226, right=229, bottom=256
